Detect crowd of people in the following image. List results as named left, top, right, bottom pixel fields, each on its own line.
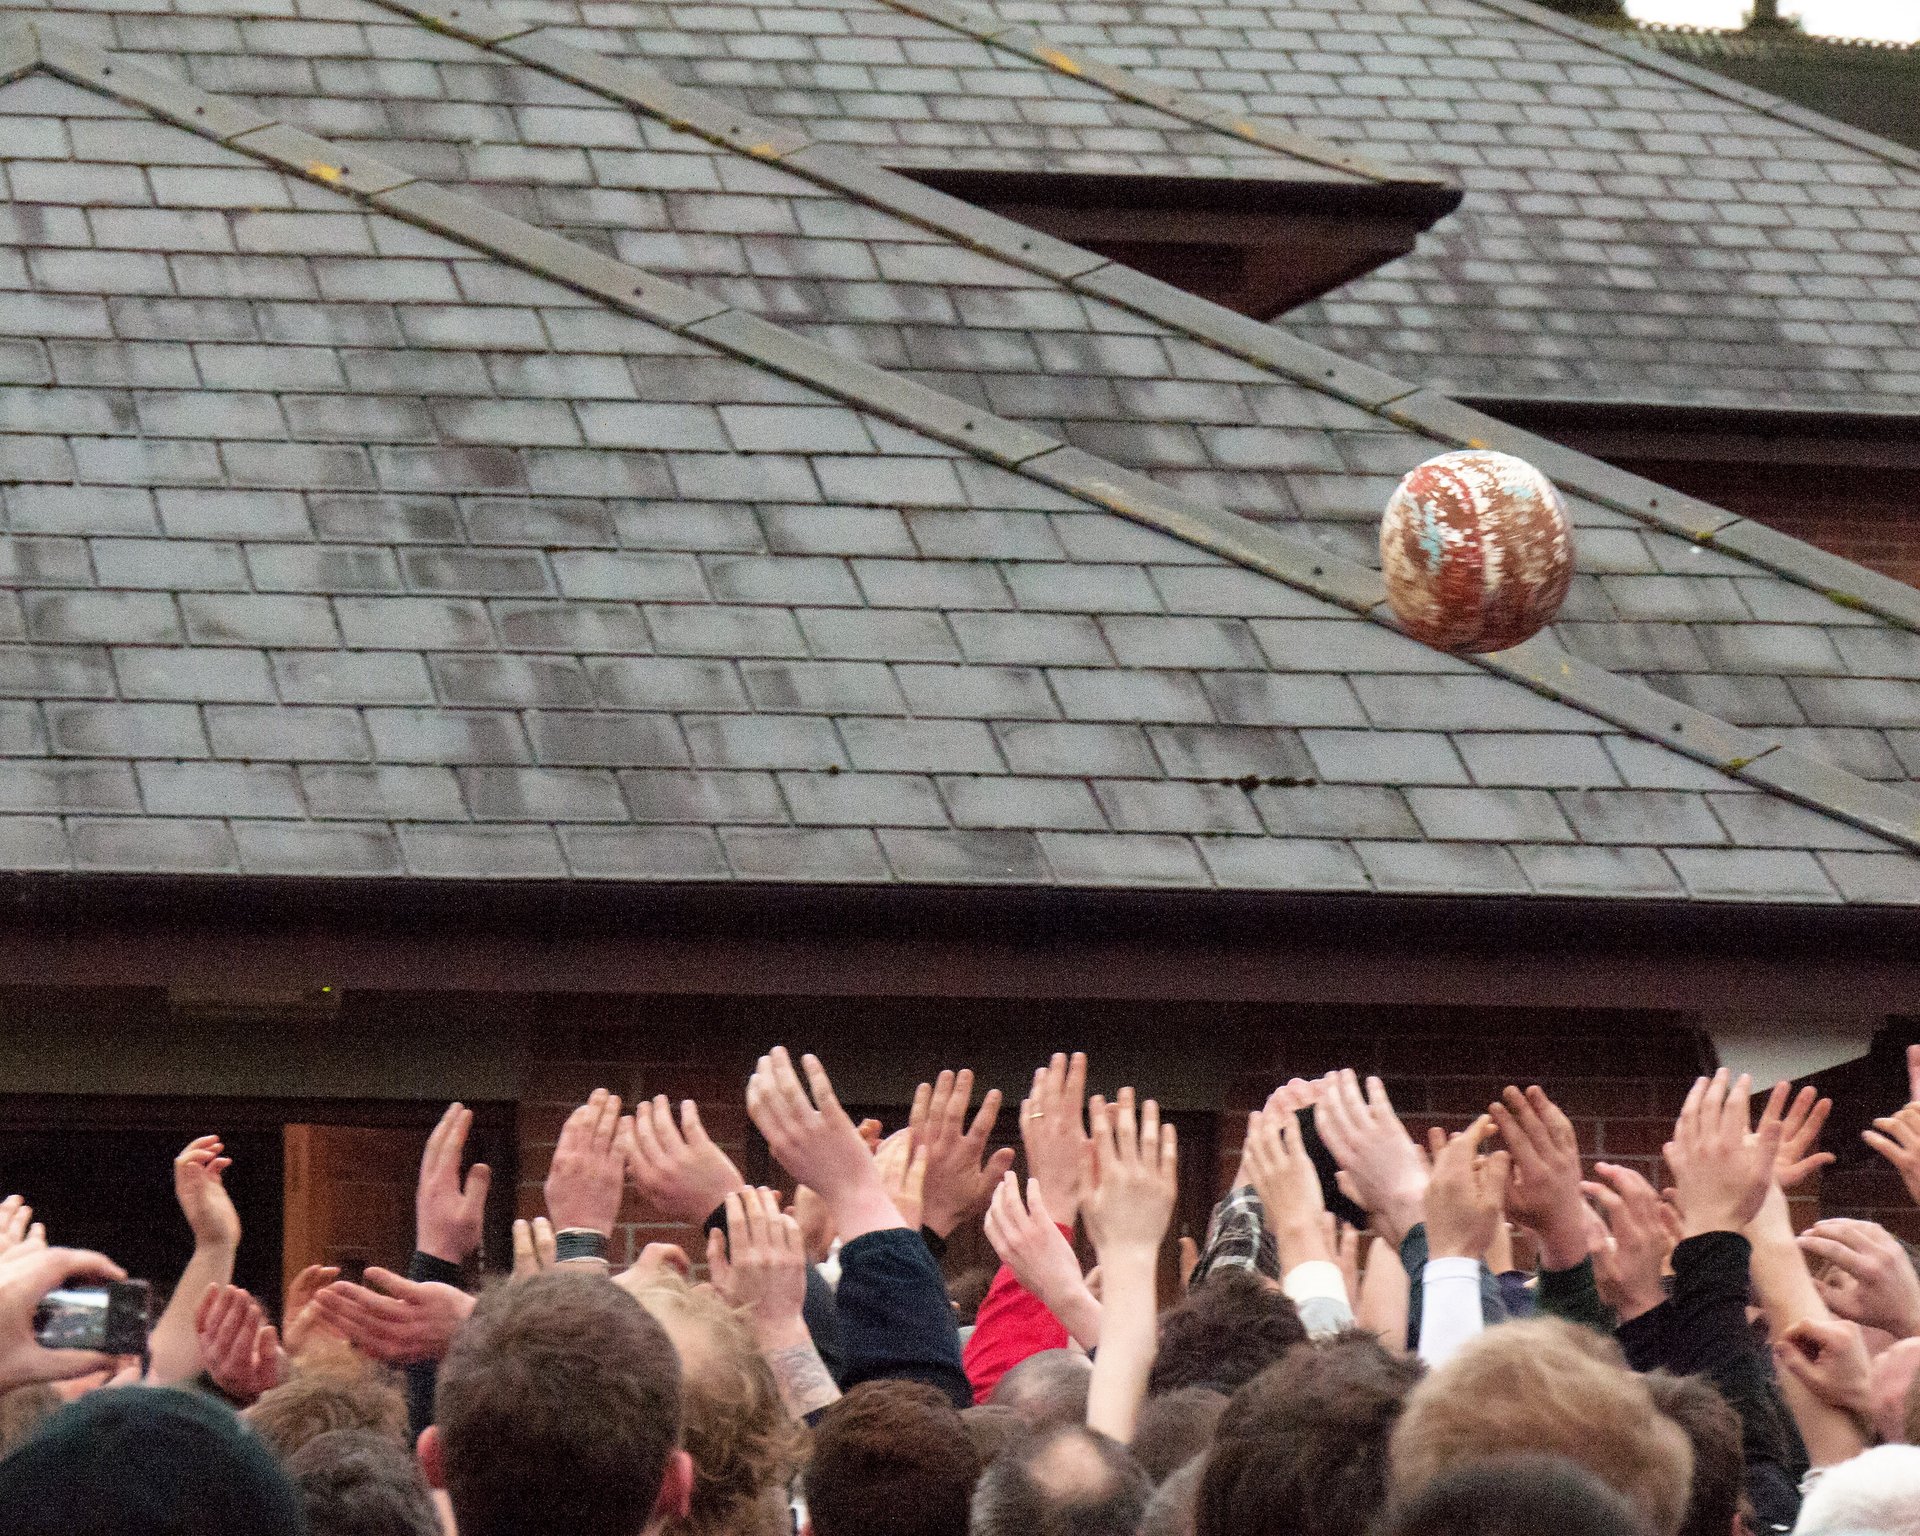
left=5, top=1045, right=1920, bottom=1536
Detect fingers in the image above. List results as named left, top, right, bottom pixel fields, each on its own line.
left=910, top=1079, right=934, bottom=1144
left=512, top=1218, right=537, bottom=1276
left=706, top=1225, right=730, bottom=1291
left=1908, top=1043, right=1920, bottom=1107
left=680, top=1099, right=714, bottom=1153
left=799, top=1054, right=843, bottom=1121
left=1066, top=1052, right=1088, bottom=1114
left=969, top=1088, right=1006, bottom=1152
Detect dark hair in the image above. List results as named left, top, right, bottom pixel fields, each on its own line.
left=1642, top=1373, right=1744, bottom=1536
left=806, top=1380, right=978, bottom=1536
left=1131, top=1388, right=1226, bottom=1485
left=1139, top=1457, right=1203, bottom=1536
left=435, top=1272, right=684, bottom=1536
left=1148, top=1270, right=1306, bottom=1396
left=1198, top=1332, right=1421, bottom=1536
left=963, top=1404, right=1025, bottom=1470
left=245, top=1371, right=411, bottom=1459
left=287, top=1428, right=440, bottom=1536
left=991, top=1349, right=1092, bottom=1431
left=1373, top=1454, right=1653, bottom=1536
left=950, top=1266, right=995, bottom=1326
left=971, top=1425, right=1152, bottom=1536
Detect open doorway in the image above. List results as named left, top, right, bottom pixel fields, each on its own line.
left=0, top=1096, right=517, bottom=1309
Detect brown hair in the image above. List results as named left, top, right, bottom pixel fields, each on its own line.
left=1196, top=1331, right=1420, bottom=1536
left=804, top=1380, right=976, bottom=1536
left=435, top=1272, right=684, bottom=1536
left=1390, top=1320, right=1693, bottom=1536
left=1644, top=1372, right=1744, bottom=1536
left=1149, top=1270, right=1306, bottom=1396
left=631, top=1274, right=807, bottom=1536
left=244, top=1371, right=410, bottom=1460
left=286, top=1427, right=441, bottom=1536
left=971, top=1425, right=1152, bottom=1536
left=1131, top=1387, right=1226, bottom=1485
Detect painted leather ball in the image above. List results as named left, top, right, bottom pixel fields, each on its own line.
left=1379, top=449, right=1574, bottom=654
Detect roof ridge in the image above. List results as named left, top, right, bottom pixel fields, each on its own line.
left=1466, top=0, right=1920, bottom=180
left=11, top=18, right=1920, bottom=859
left=359, top=0, right=1920, bottom=646
left=854, top=0, right=1449, bottom=187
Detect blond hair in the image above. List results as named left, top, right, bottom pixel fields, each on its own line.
left=633, top=1273, right=808, bottom=1536
left=1391, top=1319, right=1692, bottom=1536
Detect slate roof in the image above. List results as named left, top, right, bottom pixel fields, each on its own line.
left=5, top=9, right=1920, bottom=905
left=522, top=0, right=1920, bottom=414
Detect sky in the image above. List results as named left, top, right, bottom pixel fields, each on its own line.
left=1627, top=0, right=1920, bottom=40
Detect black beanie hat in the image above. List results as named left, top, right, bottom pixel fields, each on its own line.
left=0, top=1384, right=306, bottom=1535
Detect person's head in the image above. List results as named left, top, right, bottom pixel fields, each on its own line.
left=804, top=1379, right=978, bottom=1536
left=1196, top=1331, right=1421, bottom=1536
left=1391, top=1320, right=1693, bottom=1536
left=1148, top=1270, right=1306, bottom=1395
left=964, top=1404, right=1025, bottom=1469
left=422, top=1271, right=693, bottom=1536
left=629, top=1273, right=807, bottom=1536
left=1138, top=1457, right=1204, bottom=1536
left=951, top=1266, right=995, bottom=1326
left=992, top=1349, right=1093, bottom=1431
left=971, top=1424, right=1152, bottom=1536
left=0, top=1385, right=305, bottom=1535
left=1643, top=1372, right=1744, bottom=1536
left=1792, top=1445, right=1920, bottom=1536
left=1131, top=1388, right=1226, bottom=1485
left=1376, top=1454, right=1653, bottom=1536
left=288, top=1427, right=441, bottom=1536
left=244, top=1369, right=412, bottom=1459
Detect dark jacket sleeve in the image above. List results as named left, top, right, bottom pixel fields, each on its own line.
left=404, top=1249, right=464, bottom=1434
left=833, top=1227, right=971, bottom=1409
left=1615, top=1231, right=1806, bottom=1533
left=1537, top=1257, right=1615, bottom=1334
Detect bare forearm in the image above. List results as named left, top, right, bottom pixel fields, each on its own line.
left=1049, top=1284, right=1102, bottom=1351
left=1085, top=1254, right=1155, bottom=1443
left=149, top=1239, right=236, bottom=1383
left=1747, top=1185, right=1826, bottom=1331
left=761, top=1323, right=841, bottom=1419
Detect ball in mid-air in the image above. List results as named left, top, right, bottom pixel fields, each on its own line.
left=1379, top=449, right=1573, bottom=654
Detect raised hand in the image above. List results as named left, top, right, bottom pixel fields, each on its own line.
left=416, top=1104, right=492, bottom=1265
left=1424, top=1116, right=1509, bottom=1262
left=0, top=1197, right=44, bottom=1263
left=1775, top=1317, right=1874, bottom=1422
left=611, top=1243, right=692, bottom=1300
left=1083, top=1088, right=1178, bottom=1263
left=910, top=1070, right=1015, bottom=1238
left=174, top=1136, right=241, bottom=1251
left=311, top=1268, right=475, bottom=1365
left=984, top=1172, right=1101, bottom=1349
left=194, top=1284, right=286, bottom=1404
left=1665, top=1070, right=1782, bottom=1238
left=1021, top=1052, right=1092, bottom=1228
left=281, top=1263, right=343, bottom=1358
left=544, top=1089, right=625, bottom=1240
left=1763, top=1084, right=1835, bottom=1191
left=748, top=1048, right=901, bottom=1242
left=791, top=1185, right=833, bottom=1265
left=874, top=1129, right=928, bottom=1234
left=1799, top=1219, right=1920, bottom=1339
left=1863, top=1050, right=1920, bottom=1208
left=1582, top=1162, right=1674, bottom=1322
left=708, top=1188, right=809, bottom=1345
left=0, top=1246, right=126, bottom=1390
left=1313, top=1070, right=1428, bottom=1244
left=511, top=1217, right=556, bottom=1279
left=1489, top=1086, right=1588, bottom=1271
left=1241, top=1105, right=1333, bottom=1269
left=621, top=1096, right=746, bottom=1225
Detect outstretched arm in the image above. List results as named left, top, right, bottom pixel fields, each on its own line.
left=1083, top=1088, right=1177, bottom=1444
left=148, top=1136, right=241, bottom=1385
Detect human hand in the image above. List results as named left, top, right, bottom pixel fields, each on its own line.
left=707, top=1188, right=809, bottom=1347
left=281, top=1263, right=343, bottom=1358
left=1422, top=1116, right=1508, bottom=1261
left=1799, top=1219, right=1920, bottom=1339
left=194, top=1284, right=286, bottom=1404
left=1082, top=1088, right=1177, bottom=1264
left=1232, top=1079, right=1319, bottom=1184
left=1763, top=1084, right=1835, bottom=1191
left=1489, top=1086, right=1587, bottom=1271
left=748, top=1048, right=900, bottom=1241
left=310, top=1269, right=475, bottom=1365
left=621, top=1096, right=746, bottom=1225
left=174, top=1136, right=241, bottom=1252
left=791, top=1186, right=833, bottom=1264
left=1241, top=1106, right=1332, bottom=1268
left=1665, top=1070, right=1782, bottom=1237
left=874, top=1129, right=928, bottom=1234
left=910, top=1070, right=1015, bottom=1238
left=0, top=1247, right=126, bottom=1390
left=984, top=1172, right=1100, bottom=1346
left=1020, top=1052, right=1091, bottom=1228
left=545, top=1089, right=625, bottom=1239
left=0, top=1197, right=44, bottom=1263
left=1313, top=1070, right=1428, bottom=1244
left=416, top=1104, right=492, bottom=1265
left=1582, top=1162, right=1674, bottom=1322
left=1775, top=1316, right=1873, bottom=1420
left=612, top=1243, right=692, bottom=1300
left=511, top=1217, right=556, bottom=1278
left=1863, top=1053, right=1920, bottom=1207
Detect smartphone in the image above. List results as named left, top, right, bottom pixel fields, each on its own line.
left=33, top=1279, right=152, bottom=1355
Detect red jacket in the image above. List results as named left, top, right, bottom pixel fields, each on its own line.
left=962, top=1223, right=1075, bottom=1404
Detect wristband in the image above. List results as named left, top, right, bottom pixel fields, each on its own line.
left=554, top=1228, right=610, bottom=1265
